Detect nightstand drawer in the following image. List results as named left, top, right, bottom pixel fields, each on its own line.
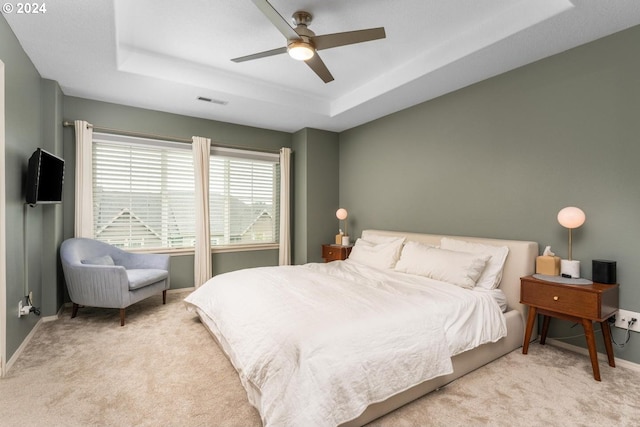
left=322, top=244, right=352, bottom=262
left=521, top=281, right=599, bottom=318
left=520, top=277, right=618, bottom=321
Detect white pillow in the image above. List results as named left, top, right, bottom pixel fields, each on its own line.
left=440, top=237, right=509, bottom=290
left=361, top=232, right=406, bottom=245
left=348, top=237, right=405, bottom=269
left=395, top=241, right=489, bottom=289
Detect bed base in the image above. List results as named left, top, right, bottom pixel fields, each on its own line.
left=340, top=310, right=524, bottom=426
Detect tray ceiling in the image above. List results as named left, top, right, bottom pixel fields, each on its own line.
left=5, top=0, right=640, bottom=132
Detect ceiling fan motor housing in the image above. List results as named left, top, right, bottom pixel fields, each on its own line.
left=292, top=11, right=312, bottom=27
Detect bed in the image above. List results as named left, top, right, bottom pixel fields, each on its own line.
left=184, top=229, right=538, bottom=426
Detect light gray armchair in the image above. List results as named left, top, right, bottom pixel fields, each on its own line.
left=60, top=238, right=170, bottom=326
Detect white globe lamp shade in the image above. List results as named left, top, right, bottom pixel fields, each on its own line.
left=336, top=208, right=348, bottom=220
left=557, top=207, right=586, bottom=229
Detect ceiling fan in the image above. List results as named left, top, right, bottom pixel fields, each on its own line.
left=231, top=0, right=386, bottom=83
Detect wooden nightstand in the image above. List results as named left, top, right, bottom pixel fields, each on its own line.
left=520, top=275, right=619, bottom=381
left=322, top=244, right=352, bottom=262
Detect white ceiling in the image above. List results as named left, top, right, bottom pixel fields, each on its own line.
left=5, top=0, right=640, bottom=133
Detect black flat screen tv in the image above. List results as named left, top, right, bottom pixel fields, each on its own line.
left=26, top=148, right=65, bottom=205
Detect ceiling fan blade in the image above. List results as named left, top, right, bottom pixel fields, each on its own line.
left=312, top=27, right=386, bottom=51
left=251, top=0, right=299, bottom=41
left=231, top=46, right=288, bottom=63
left=305, top=53, right=334, bottom=83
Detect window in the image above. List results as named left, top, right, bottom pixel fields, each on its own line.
left=209, top=147, right=280, bottom=246
left=92, top=133, right=195, bottom=250
left=90, top=133, right=279, bottom=251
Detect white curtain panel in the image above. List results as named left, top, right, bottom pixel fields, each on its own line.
left=192, top=136, right=212, bottom=287
left=279, top=147, right=291, bottom=265
left=74, top=120, right=93, bottom=238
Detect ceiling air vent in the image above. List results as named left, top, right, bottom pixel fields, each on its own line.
left=197, top=96, right=228, bottom=106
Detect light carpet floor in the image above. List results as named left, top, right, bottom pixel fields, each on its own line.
left=1, top=291, right=639, bottom=426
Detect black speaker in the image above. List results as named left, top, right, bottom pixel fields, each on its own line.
left=592, top=260, right=616, bottom=284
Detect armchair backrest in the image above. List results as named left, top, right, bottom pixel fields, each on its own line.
left=61, top=238, right=170, bottom=272
left=60, top=238, right=128, bottom=266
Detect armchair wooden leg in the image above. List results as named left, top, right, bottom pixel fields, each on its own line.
left=120, top=308, right=126, bottom=327
left=71, top=303, right=79, bottom=319
left=163, top=290, right=167, bottom=305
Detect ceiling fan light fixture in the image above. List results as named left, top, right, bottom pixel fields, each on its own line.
left=287, top=41, right=314, bottom=61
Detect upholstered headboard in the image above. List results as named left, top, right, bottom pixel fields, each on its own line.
left=361, top=230, right=538, bottom=321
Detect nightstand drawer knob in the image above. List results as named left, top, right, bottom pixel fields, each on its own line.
left=328, top=251, right=333, bottom=255
left=553, top=296, right=559, bottom=301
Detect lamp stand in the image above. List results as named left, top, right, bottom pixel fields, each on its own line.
left=562, top=228, right=580, bottom=277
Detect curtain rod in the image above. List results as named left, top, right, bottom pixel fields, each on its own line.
left=62, top=121, right=285, bottom=155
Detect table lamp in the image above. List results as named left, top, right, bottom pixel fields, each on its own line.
left=336, top=208, right=349, bottom=245
left=557, top=206, right=586, bottom=278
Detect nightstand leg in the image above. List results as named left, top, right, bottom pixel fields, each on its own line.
left=581, top=319, right=601, bottom=381
left=600, top=321, right=616, bottom=368
left=540, top=316, right=551, bottom=345
left=523, top=306, right=537, bottom=354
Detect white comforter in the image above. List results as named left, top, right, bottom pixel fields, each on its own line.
left=184, top=260, right=506, bottom=427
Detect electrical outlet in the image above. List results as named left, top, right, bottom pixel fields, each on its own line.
left=613, top=309, right=640, bottom=333
left=18, top=299, right=31, bottom=317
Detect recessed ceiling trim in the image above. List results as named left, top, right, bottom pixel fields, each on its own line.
left=330, top=0, right=575, bottom=117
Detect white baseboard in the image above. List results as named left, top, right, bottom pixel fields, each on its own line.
left=546, top=338, right=640, bottom=373
left=41, top=303, right=66, bottom=322
left=5, top=317, right=43, bottom=374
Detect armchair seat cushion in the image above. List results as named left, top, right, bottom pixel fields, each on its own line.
left=127, top=269, right=169, bottom=290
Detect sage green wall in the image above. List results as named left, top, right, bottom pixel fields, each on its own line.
left=293, top=129, right=308, bottom=264
left=339, top=25, right=640, bottom=364
left=62, top=96, right=291, bottom=288
left=293, top=128, right=339, bottom=264
left=1, top=15, right=48, bottom=360
left=40, top=79, right=65, bottom=316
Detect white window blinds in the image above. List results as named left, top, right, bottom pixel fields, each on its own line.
left=90, top=133, right=280, bottom=251
left=209, top=147, right=280, bottom=246
left=92, top=133, right=195, bottom=250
